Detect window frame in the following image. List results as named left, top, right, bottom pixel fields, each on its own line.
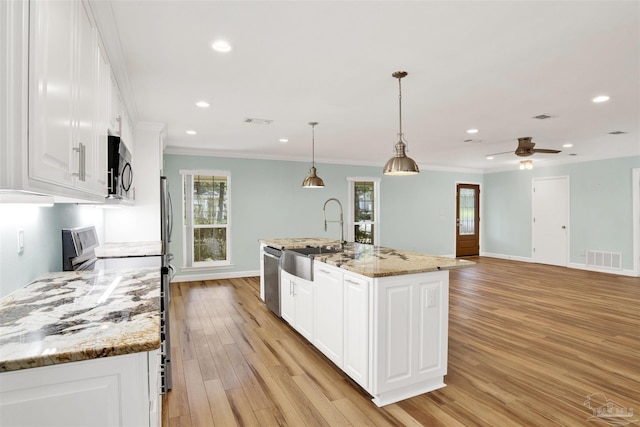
left=346, top=177, right=381, bottom=245
left=180, top=169, right=231, bottom=268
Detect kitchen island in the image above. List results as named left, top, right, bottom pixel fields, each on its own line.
left=0, top=268, right=162, bottom=426
left=259, top=238, right=474, bottom=406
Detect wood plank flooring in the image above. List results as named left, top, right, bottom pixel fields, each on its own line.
left=162, top=257, right=640, bottom=426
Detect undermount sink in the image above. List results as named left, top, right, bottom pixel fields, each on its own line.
left=281, top=246, right=343, bottom=281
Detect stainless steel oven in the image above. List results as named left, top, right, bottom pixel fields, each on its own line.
left=61, top=226, right=171, bottom=392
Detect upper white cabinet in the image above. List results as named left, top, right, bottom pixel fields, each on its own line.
left=1, top=0, right=133, bottom=203
left=29, top=0, right=105, bottom=198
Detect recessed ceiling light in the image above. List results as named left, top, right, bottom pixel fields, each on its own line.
left=211, top=40, right=232, bottom=53
left=279, top=138, right=288, bottom=143
left=592, top=95, right=610, bottom=103
left=486, top=156, right=494, bottom=160
left=466, top=129, right=479, bottom=134
left=186, top=130, right=197, bottom=135
left=562, top=143, right=573, bottom=148
left=196, top=101, right=210, bottom=108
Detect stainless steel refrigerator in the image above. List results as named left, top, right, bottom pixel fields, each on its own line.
left=160, top=176, right=174, bottom=392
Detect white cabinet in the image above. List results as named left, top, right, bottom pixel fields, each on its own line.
left=314, top=263, right=344, bottom=367
left=1, top=0, right=130, bottom=203
left=280, top=270, right=314, bottom=342
left=0, top=351, right=161, bottom=427
left=343, top=273, right=369, bottom=389
left=369, top=271, right=449, bottom=406
left=28, top=0, right=106, bottom=199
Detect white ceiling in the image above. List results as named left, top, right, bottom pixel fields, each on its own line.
left=97, top=0, right=640, bottom=173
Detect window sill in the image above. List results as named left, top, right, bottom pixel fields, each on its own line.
left=182, top=264, right=235, bottom=272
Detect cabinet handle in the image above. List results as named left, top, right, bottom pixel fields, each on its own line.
left=72, top=142, right=86, bottom=181
left=345, top=278, right=360, bottom=285
left=291, top=281, right=296, bottom=297
left=107, top=169, right=114, bottom=191
left=319, top=269, right=331, bottom=274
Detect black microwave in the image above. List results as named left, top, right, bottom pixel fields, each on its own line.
left=107, top=135, right=133, bottom=200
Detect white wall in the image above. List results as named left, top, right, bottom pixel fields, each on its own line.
left=104, top=123, right=164, bottom=242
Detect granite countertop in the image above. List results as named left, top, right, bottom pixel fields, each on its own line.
left=95, top=241, right=162, bottom=258
left=260, top=238, right=474, bottom=278
left=0, top=268, right=160, bottom=373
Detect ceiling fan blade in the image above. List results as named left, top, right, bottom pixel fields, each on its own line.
left=531, top=149, right=561, bottom=154
left=485, top=151, right=514, bottom=156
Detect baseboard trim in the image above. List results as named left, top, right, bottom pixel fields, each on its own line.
left=480, top=253, right=637, bottom=277
left=568, top=263, right=637, bottom=277
left=173, top=270, right=260, bottom=282
left=480, top=252, right=534, bottom=263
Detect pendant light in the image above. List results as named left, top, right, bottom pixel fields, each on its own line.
left=302, top=122, right=325, bottom=188
left=383, top=71, right=420, bottom=175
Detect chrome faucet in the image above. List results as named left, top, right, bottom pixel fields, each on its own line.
left=323, top=198, right=344, bottom=247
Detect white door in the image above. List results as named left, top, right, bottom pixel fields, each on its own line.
left=533, top=177, right=569, bottom=266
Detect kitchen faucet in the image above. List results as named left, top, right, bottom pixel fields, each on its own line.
left=323, top=198, right=344, bottom=247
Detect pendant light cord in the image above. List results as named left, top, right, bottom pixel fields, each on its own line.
left=311, top=123, right=316, bottom=167
left=398, top=77, right=403, bottom=141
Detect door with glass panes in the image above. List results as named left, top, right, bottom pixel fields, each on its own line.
left=456, top=184, right=480, bottom=256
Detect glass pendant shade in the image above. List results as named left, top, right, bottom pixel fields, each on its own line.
left=384, top=71, right=420, bottom=176
left=303, top=122, right=325, bottom=188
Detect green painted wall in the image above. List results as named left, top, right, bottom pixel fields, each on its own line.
left=163, top=154, right=483, bottom=278
left=0, top=204, right=104, bottom=297
left=483, top=156, right=640, bottom=269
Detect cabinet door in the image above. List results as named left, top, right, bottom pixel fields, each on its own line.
left=280, top=271, right=296, bottom=326
left=73, top=0, right=98, bottom=193
left=294, top=277, right=314, bottom=342
left=94, top=43, right=110, bottom=194
left=29, top=0, right=75, bottom=187
left=0, top=352, right=151, bottom=427
left=314, top=264, right=344, bottom=367
left=344, top=273, right=369, bottom=389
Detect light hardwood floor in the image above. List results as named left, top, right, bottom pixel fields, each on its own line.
left=162, top=257, right=640, bottom=426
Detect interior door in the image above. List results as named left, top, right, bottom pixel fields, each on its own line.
left=456, top=184, right=480, bottom=257
left=533, top=177, right=569, bottom=266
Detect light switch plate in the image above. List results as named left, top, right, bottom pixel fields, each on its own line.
left=17, top=229, right=24, bottom=254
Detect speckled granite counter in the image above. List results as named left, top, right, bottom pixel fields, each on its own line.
left=95, top=241, right=162, bottom=258
left=260, top=238, right=474, bottom=277
left=0, top=268, right=160, bottom=372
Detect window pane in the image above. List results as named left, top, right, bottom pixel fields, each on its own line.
left=354, top=181, right=374, bottom=222
left=459, top=188, right=475, bottom=235
left=193, top=228, right=227, bottom=262
left=355, top=223, right=374, bottom=244
left=193, top=175, right=228, bottom=225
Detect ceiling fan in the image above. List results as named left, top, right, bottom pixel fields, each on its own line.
left=487, top=137, right=562, bottom=157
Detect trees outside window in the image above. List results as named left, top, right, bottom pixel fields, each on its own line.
left=182, top=171, right=230, bottom=267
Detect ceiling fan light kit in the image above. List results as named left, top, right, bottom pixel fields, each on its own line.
left=383, top=71, right=420, bottom=176
left=519, top=160, right=533, bottom=170
left=302, top=122, right=325, bottom=188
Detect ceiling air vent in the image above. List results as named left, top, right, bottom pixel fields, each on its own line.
left=532, top=114, right=555, bottom=120
left=608, top=131, right=627, bottom=135
left=244, top=118, right=273, bottom=125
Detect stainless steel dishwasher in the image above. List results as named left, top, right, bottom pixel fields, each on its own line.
left=263, top=246, right=282, bottom=316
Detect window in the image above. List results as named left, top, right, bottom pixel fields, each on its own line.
left=347, top=177, right=380, bottom=245
left=181, top=170, right=230, bottom=267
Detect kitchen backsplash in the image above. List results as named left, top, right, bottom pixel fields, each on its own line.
left=0, top=204, right=104, bottom=297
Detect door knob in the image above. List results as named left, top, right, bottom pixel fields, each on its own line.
left=561, top=225, right=566, bottom=229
